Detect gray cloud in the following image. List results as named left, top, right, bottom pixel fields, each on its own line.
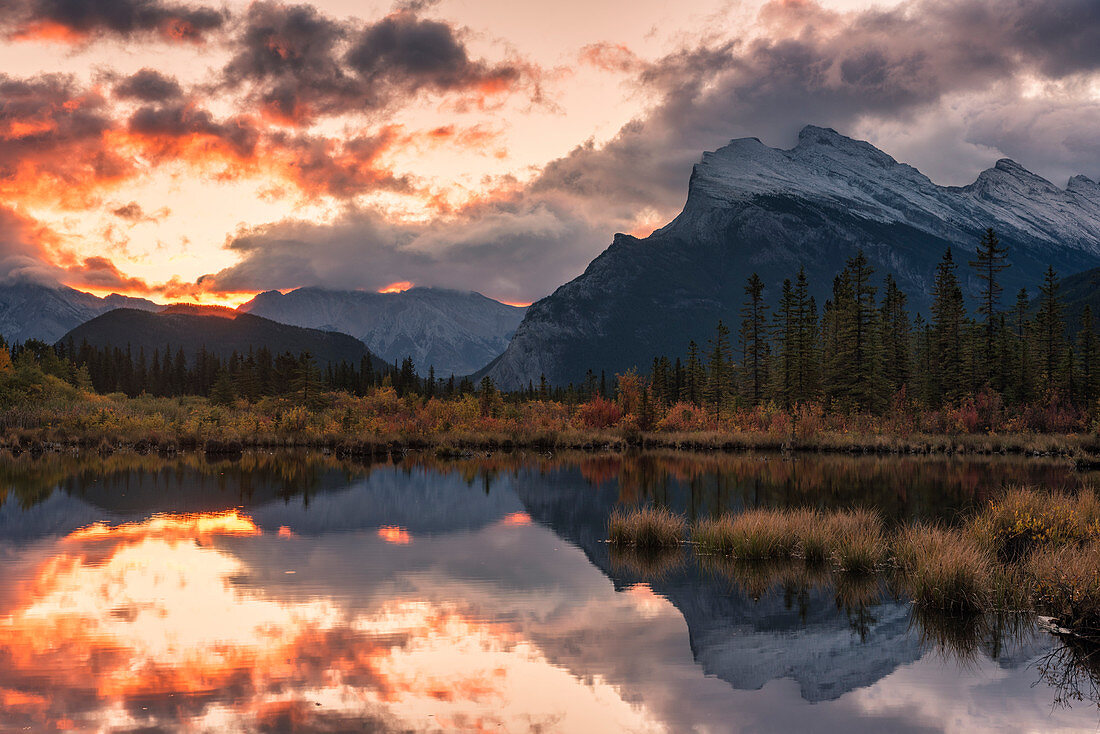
left=0, top=0, right=226, bottom=42
left=203, top=0, right=1100, bottom=301
left=220, top=2, right=530, bottom=125
left=113, top=68, right=184, bottom=102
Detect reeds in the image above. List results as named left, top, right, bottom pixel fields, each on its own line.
left=693, top=509, right=798, bottom=559
left=607, top=506, right=685, bottom=549
left=1027, top=542, right=1100, bottom=640
left=895, top=524, right=993, bottom=613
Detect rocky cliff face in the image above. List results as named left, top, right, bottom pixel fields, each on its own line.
left=239, top=286, right=526, bottom=377
left=486, top=126, right=1100, bottom=387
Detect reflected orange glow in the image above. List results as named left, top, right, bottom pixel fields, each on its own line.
left=379, top=281, right=414, bottom=294
left=378, top=525, right=412, bottom=544
left=277, top=526, right=296, bottom=538
left=500, top=512, right=533, bottom=526
left=66, top=509, right=260, bottom=542
left=0, top=511, right=660, bottom=732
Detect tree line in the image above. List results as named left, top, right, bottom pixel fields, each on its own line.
left=641, top=229, right=1099, bottom=416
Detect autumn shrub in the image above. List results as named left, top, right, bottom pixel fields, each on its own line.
left=608, top=506, right=685, bottom=548
left=656, top=402, right=712, bottom=432
left=573, top=396, right=623, bottom=429
left=970, top=486, right=1100, bottom=561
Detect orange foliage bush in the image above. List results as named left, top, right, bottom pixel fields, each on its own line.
left=573, top=397, right=623, bottom=429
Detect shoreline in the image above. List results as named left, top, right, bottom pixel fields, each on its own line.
left=3, top=429, right=1100, bottom=462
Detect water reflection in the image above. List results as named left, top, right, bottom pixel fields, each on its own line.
left=0, top=449, right=1098, bottom=732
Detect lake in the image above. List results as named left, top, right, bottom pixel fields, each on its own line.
left=0, top=450, right=1097, bottom=732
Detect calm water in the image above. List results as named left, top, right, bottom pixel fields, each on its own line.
left=1, top=450, right=1098, bottom=733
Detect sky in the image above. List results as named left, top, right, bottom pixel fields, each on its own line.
left=0, top=0, right=1098, bottom=306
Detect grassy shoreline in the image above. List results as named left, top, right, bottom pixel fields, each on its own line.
left=5, top=422, right=1100, bottom=459
left=609, top=488, right=1100, bottom=640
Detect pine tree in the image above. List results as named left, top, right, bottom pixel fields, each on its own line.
left=682, top=340, right=705, bottom=405
left=211, top=368, right=237, bottom=406
left=1035, top=265, right=1065, bottom=388
left=1009, top=288, right=1033, bottom=405
left=968, top=228, right=1009, bottom=385
left=792, top=268, right=819, bottom=403
left=739, top=274, right=769, bottom=405
left=930, top=249, right=968, bottom=404
left=1078, top=306, right=1100, bottom=411
left=880, top=274, right=910, bottom=397
left=706, top=321, right=733, bottom=416
left=771, top=278, right=796, bottom=407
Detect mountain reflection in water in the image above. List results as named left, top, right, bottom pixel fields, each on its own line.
left=0, top=450, right=1098, bottom=732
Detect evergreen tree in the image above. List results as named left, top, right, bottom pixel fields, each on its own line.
left=880, top=274, right=911, bottom=397
left=1035, top=265, right=1064, bottom=388
left=771, top=278, right=796, bottom=407
left=682, top=340, right=705, bottom=405
left=705, top=322, right=733, bottom=416
left=968, top=227, right=1009, bottom=385
left=738, top=274, right=769, bottom=405
left=930, top=249, right=968, bottom=404
left=211, top=368, right=237, bottom=406
left=1078, top=305, right=1100, bottom=410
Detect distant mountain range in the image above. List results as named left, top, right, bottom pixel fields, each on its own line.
left=60, top=308, right=385, bottom=369
left=485, top=126, right=1100, bottom=388
left=0, top=282, right=524, bottom=376
left=0, top=281, right=160, bottom=345
left=239, top=287, right=526, bottom=377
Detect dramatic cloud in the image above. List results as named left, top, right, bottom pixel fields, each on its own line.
left=112, top=68, right=184, bottom=102
left=0, top=0, right=227, bottom=43
left=200, top=199, right=603, bottom=302
left=206, top=0, right=1100, bottom=304
left=0, top=73, right=129, bottom=207
left=221, top=3, right=531, bottom=125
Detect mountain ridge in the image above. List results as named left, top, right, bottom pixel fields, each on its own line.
left=485, top=125, right=1100, bottom=388
left=238, top=286, right=526, bottom=377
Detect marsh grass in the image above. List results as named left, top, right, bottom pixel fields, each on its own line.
left=1028, top=542, right=1100, bottom=640
left=970, top=486, right=1100, bottom=562
left=896, top=525, right=993, bottom=613
left=693, top=509, right=799, bottom=559
left=829, top=509, right=887, bottom=574
left=607, top=506, right=685, bottom=549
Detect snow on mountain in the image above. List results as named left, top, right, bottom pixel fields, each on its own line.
left=485, top=125, right=1100, bottom=388
left=239, top=286, right=526, bottom=377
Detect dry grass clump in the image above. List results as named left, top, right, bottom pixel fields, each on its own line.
left=829, top=509, right=887, bottom=574
left=895, top=524, right=993, bottom=612
left=791, top=508, right=832, bottom=564
left=1027, top=542, right=1100, bottom=640
left=693, top=509, right=798, bottom=559
left=970, top=486, right=1100, bottom=562
left=607, top=506, right=685, bottom=549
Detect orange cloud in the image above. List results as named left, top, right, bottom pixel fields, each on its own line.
left=378, top=281, right=413, bottom=294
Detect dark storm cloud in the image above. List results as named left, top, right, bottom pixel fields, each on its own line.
left=0, top=0, right=227, bottom=42
left=113, top=69, right=184, bottom=102
left=205, top=0, right=1100, bottom=302
left=221, top=2, right=529, bottom=125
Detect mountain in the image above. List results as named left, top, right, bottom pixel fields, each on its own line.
left=0, top=281, right=161, bottom=345
left=485, top=125, right=1100, bottom=387
left=1055, top=265, right=1100, bottom=332
left=58, top=308, right=385, bottom=369
left=238, top=287, right=526, bottom=377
